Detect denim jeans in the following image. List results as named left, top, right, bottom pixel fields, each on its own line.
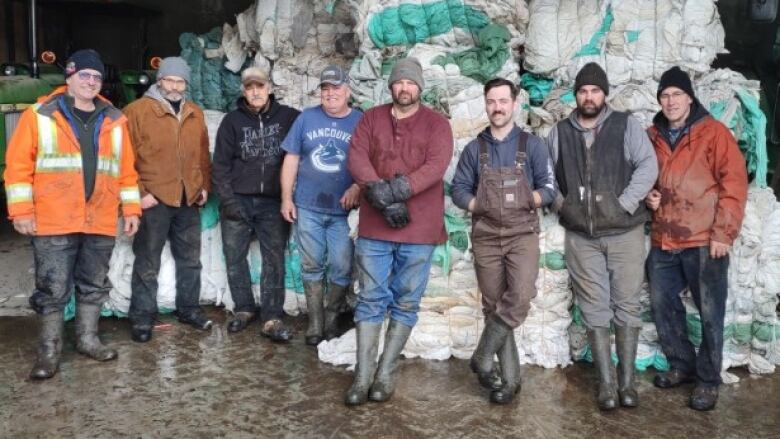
left=129, top=203, right=202, bottom=327
left=294, top=207, right=353, bottom=287
left=29, top=233, right=115, bottom=315
left=647, top=246, right=728, bottom=387
left=221, top=195, right=290, bottom=322
left=353, top=237, right=435, bottom=327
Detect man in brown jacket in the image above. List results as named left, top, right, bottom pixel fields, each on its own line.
left=645, top=66, right=748, bottom=411
left=123, top=57, right=212, bottom=342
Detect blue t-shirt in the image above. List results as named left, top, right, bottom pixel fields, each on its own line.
left=281, top=106, right=362, bottom=215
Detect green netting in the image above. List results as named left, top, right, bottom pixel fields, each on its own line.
left=561, top=90, right=575, bottom=104
left=432, top=24, right=511, bottom=84
left=63, top=295, right=172, bottom=321
left=521, top=73, right=554, bottom=106
left=200, top=195, right=220, bottom=230
left=574, top=6, right=614, bottom=58
left=285, top=238, right=305, bottom=294
left=367, top=0, right=489, bottom=49
left=179, top=29, right=243, bottom=112
left=539, top=251, right=566, bottom=270
left=730, top=90, right=767, bottom=186
left=431, top=208, right=471, bottom=274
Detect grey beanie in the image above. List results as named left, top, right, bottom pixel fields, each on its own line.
left=388, top=57, right=424, bottom=91
left=157, top=57, right=191, bottom=83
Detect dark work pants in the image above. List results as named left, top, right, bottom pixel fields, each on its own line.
left=221, top=195, right=290, bottom=323
left=647, top=246, right=729, bottom=388
left=29, top=234, right=115, bottom=315
left=129, top=203, right=202, bottom=327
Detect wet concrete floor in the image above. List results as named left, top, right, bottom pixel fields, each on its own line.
left=1, top=309, right=778, bottom=439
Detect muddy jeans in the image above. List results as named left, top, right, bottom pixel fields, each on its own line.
left=129, top=203, right=202, bottom=327
left=564, top=224, right=645, bottom=329
left=353, top=238, right=434, bottom=327
left=294, top=207, right=353, bottom=287
left=29, top=234, right=115, bottom=315
left=647, top=246, right=728, bottom=387
left=221, top=195, right=290, bottom=322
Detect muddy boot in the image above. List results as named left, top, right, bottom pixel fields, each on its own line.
left=323, top=283, right=348, bottom=340
left=689, top=385, right=718, bottom=411
left=304, top=280, right=325, bottom=346
left=469, top=314, right=510, bottom=391
left=30, top=312, right=64, bottom=380
left=615, top=325, right=640, bottom=407
left=345, top=322, right=382, bottom=406
left=75, top=303, right=117, bottom=362
left=369, top=320, right=412, bottom=402
left=587, top=327, right=618, bottom=411
left=490, top=331, right=521, bottom=404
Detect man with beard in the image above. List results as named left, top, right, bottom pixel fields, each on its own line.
left=547, top=62, right=657, bottom=410
left=645, top=67, right=747, bottom=411
left=123, top=57, right=213, bottom=342
left=212, top=67, right=300, bottom=341
left=344, top=57, right=453, bottom=406
left=280, top=65, right=362, bottom=346
left=5, top=49, right=141, bottom=378
left=451, top=78, right=555, bottom=404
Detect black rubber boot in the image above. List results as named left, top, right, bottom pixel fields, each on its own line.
left=369, top=320, right=413, bottom=402
left=470, top=314, right=510, bottom=390
left=345, top=322, right=382, bottom=406
left=30, top=312, right=64, bottom=380
left=690, top=385, right=718, bottom=411
left=587, top=327, right=618, bottom=411
left=75, top=303, right=117, bottom=362
left=615, top=325, right=640, bottom=407
left=323, top=283, right=348, bottom=340
left=654, top=369, right=694, bottom=388
left=304, top=280, right=325, bottom=346
left=490, top=331, right=521, bottom=404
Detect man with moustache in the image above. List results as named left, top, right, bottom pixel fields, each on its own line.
left=645, top=67, right=747, bottom=411
left=4, top=49, right=141, bottom=378
left=344, top=57, right=453, bottom=406
left=212, top=67, right=300, bottom=341
left=451, top=78, right=555, bottom=404
left=280, top=65, right=362, bottom=346
left=123, top=57, right=213, bottom=342
left=547, top=62, right=657, bottom=410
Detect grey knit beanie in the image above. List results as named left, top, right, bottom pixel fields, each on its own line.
left=157, top=57, right=191, bottom=83
left=388, top=57, right=424, bottom=91
left=574, top=62, right=609, bottom=95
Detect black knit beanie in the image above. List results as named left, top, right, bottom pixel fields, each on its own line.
left=64, top=49, right=105, bottom=78
left=657, top=66, right=696, bottom=101
left=574, top=62, right=609, bottom=95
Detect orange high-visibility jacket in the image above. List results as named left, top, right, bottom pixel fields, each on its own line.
left=4, top=86, right=141, bottom=236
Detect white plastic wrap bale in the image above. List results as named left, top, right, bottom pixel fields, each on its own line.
left=524, top=0, right=725, bottom=87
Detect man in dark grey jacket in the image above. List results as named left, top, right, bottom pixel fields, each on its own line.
left=212, top=67, right=300, bottom=341
left=547, top=62, right=657, bottom=411
left=451, top=78, right=555, bottom=404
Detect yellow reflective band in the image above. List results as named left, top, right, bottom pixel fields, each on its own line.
left=111, top=126, right=123, bottom=160
left=35, top=111, right=58, bottom=155
left=5, top=183, right=33, bottom=204
left=120, top=187, right=141, bottom=204
left=35, top=154, right=82, bottom=173
left=97, top=157, right=120, bottom=177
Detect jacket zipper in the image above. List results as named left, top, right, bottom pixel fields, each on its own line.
left=258, top=112, right=265, bottom=194
left=585, top=142, right=594, bottom=236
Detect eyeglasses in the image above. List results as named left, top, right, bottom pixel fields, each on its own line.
left=77, top=71, right=103, bottom=82
left=659, top=91, right=687, bottom=102
left=161, top=77, right=187, bottom=87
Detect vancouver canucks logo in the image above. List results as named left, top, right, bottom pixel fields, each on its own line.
left=311, top=139, right=346, bottom=173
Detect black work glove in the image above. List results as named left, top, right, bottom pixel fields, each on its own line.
left=220, top=198, right=244, bottom=221
left=383, top=202, right=410, bottom=229
left=388, top=174, right=413, bottom=202
left=365, top=180, right=395, bottom=210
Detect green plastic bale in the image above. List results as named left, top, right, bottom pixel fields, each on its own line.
left=432, top=24, right=510, bottom=84
left=753, top=320, right=780, bottom=342
left=521, top=73, right=554, bottom=106
left=539, top=251, right=566, bottom=270
left=200, top=194, right=220, bottom=231
left=367, top=0, right=489, bottom=49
